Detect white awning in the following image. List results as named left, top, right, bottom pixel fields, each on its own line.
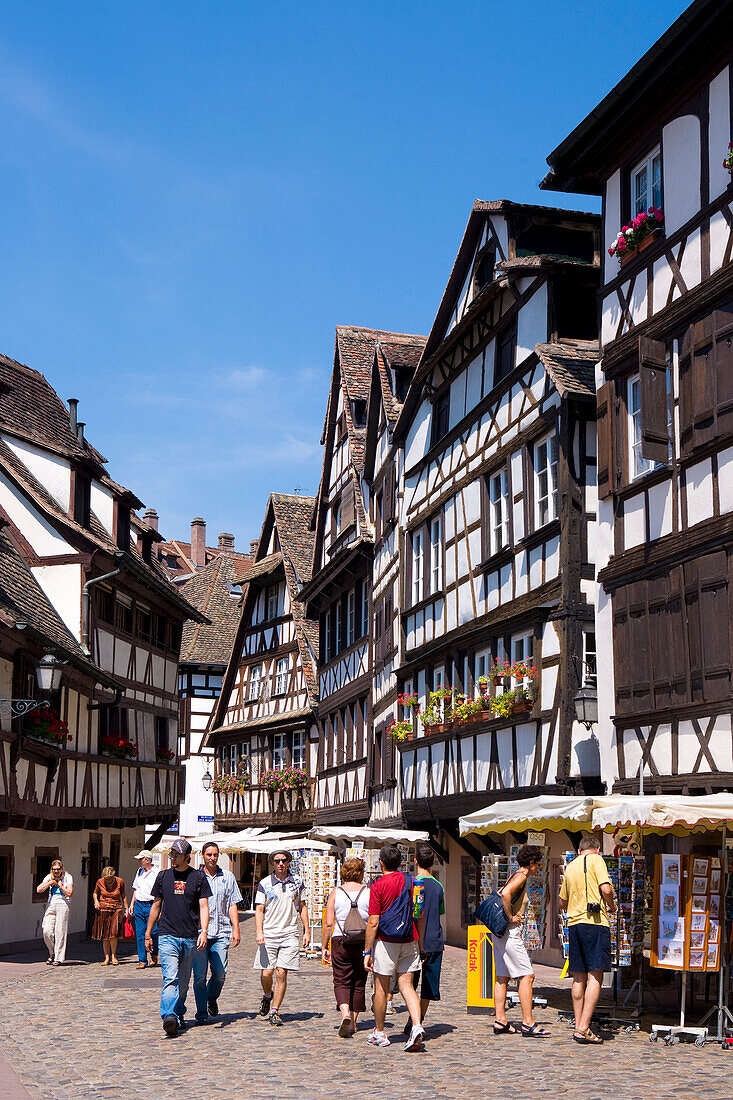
left=459, top=795, right=595, bottom=836
left=151, top=829, right=334, bottom=856
left=308, top=825, right=429, bottom=846
left=591, top=793, right=733, bottom=835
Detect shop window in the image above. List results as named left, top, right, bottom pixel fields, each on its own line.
left=0, top=846, right=14, bottom=905
left=632, top=146, right=662, bottom=217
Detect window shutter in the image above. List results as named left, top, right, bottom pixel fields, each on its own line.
left=330, top=604, right=338, bottom=660
left=713, top=310, right=733, bottom=438
left=596, top=381, right=613, bottom=500
left=384, top=720, right=395, bottom=782
left=341, top=477, right=356, bottom=530
left=319, top=613, right=326, bottom=663
left=384, top=590, right=393, bottom=659
left=678, top=323, right=695, bottom=454
left=680, top=316, right=716, bottom=454
left=354, top=579, right=363, bottom=638
left=639, top=336, right=668, bottom=463
left=383, top=460, right=395, bottom=527
left=340, top=593, right=349, bottom=650
left=404, top=531, right=413, bottom=607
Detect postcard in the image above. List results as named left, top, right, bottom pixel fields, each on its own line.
left=659, top=941, right=684, bottom=965
left=689, top=949, right=705, bottom=969
left=690, top=932, right=706, bottom=950
left=659, top=917, right=684, bottom=941
left=708, top=920, right=720, bottom=944
left=661, top=886, right=679, bottom=917
left=710, top=895, right=720, bottom=919
left=661, top=855, right=680, bottom=885
left=711, top=870, right=721, bottom=892
left=690, top=913, right=706, bottom=932
left=712, top=857, right=721, bottom=870
left=693, top=858, right=709, bottom=877
left=692, top=895, right=707, bottom=913
left=693, top=876, right=708, bottom=894
left=707, top=944, right=720, bottom=970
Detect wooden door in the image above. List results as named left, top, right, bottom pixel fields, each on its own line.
left=86, top=834, right=103, bottom=936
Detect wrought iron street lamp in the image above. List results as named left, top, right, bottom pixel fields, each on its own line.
left=201, top=766, right=213, bottom=791
left=573, top=684, right=598, bottom=730
left=0, top=652, right=66, bottom=719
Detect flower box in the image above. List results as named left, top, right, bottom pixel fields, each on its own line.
left=512, top=699, right=533, bottom=716
left=609, top=207, right=664, bottom=264
left=620, top=227, right=662, bottom=268
left=100, top=736, right=138, bottom=760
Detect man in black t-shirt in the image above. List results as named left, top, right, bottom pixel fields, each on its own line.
left=146, top=838, right=211, bottom=1037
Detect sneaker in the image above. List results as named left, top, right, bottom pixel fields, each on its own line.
left=207, top=999, right=219, bottom=1018
left=259, top=993, right=273, bottom=1017
left=366, top=1028, right=390, bottom=1048
left=269, top=1010, right=283, bottom=1027
left=385, top=1001, right=394, bottom=1015
left=403, top=1024, right=425, bottom=1053
left=404, top=1017, right=424, bottom=1037
left=162, top=1015, right=179, bottom=1038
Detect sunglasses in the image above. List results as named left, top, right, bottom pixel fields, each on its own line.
left=273, top=858, right=289, bottom=864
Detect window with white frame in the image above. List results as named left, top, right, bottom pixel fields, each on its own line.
left=627, top=374, right=655, bottom=480
left=229, top=743, right=238, bottom=775
left=583, top=631, right=597, bottom=688
left=412, top=530, right=423, bottom=604
left=267, top=585, right=279, bottom=621
left=334, top=601, right=341, bottom=654
left=291, top=729, right=306, bottom=771
left=218, top=746, right=228, bottom=774
left=273, top=733, right=287, bottom=770
left=402, top=677, right=414, bottom=721
left=248, top=664, right=262, bottom=701
left=430, top=516, right=442, bottom=593
left=511, top=633, right=534, bottom=688
left=534, top=434, right=559, bottom=527
left=475, top=649, right=490, bottom=697
left=632, top=146, right=662, bottom=217
left=433, top=666, right=445, bottom=692
left=324, top=612, right=331, bottom=663
left=347, top=590, right=355, bottom=647
left=274, top=657, right=288, bottom=696
left=489, top=468, right=509, bottom=555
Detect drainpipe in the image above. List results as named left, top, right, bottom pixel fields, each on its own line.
left=82, top=551, right=126, bottom=655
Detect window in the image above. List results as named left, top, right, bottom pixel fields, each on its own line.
left=168, top=622, right=182, bottom=653
left=95, top=586, right=114, bottom=625
left=136, top=605, right=151, bottom=642
left=375, top=491, right=383, bottom=541
left=351, top=398, right=366, bottom=427
left=248, top=665, right=262, bottom=702
left=155, top=716, right=169, bottom=754
left=583, top=631, right=597, bottom=688
left=273, top=733, right=287, bottom=770
left=393, top=367, right=411, bottom=402
left=116, top=505, right=131, bottom=551
left=511, top=633, right=534, bottom=688
left=627, top=375, right=654, bottom=480
left=334, top=599, right=342, bottom=655
left=632, top=147, right=662, bottom=217
left=274, top=658, right=288, bottom=696
left=430, top=516, right=442, bottom=593
left=333, top=503, right=342, bottom=538
left=73, top=473, right=90, bottom=528
left=0, top=846, right=14, bottom=905
left=324, top=612, right=332, bottom=663
left=267, top=586, right=278, bottom=621
left=475, top=650, right=490, bottom=697
left=431, top=391, right=450, bottom=447
left=292, top=730, right=306, bottom=771
left=229, top=743, right=238, bottom=775
left=534, top=434, right=559, bottom=527
left=474, top=248, right=495, bottom=291
left=412, top=530, right=424, bottom=605
left=495, top=321, right=517, bottom=383
left=401, top=678, right=414, bottom=722
left=99, top=706, right=128, bottom=744
left=489, top=469, right=509, bottom=555
left=114, top=595, right=133, bottom=634
left=347, top=590, right=356, bottom=647
left=238, top=742, right=250, bottom=779
left=433, top=666, right=445, bottom=692
left=33, top=848, right=59, bottom=904
left=153, top=613, right=167, bottom=649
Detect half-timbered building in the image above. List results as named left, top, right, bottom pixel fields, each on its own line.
left=208, top=494, right=318, bottom=832
left=542, top=0, right=733, bottom=796
left=0, top=356, right=201, bottom=951
left=389, top=201, right=601, bottom=943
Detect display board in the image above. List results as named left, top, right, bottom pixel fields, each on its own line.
left=651, top=853, right=722, bottom=972
left=291, top=849, right=337, bottom=938
left=559, top=852, right=645, bottom=968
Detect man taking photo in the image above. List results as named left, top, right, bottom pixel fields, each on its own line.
left=192, top=841, right=242, bottom=1024
left=146, top=838, right=211, bottom=1038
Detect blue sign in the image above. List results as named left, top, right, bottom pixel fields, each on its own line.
left=198, top=815, right=214, bottom=823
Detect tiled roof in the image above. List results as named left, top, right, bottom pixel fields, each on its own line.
left=535, top=341, right=599, bottom=398
left=376, top=335, right=426, bottom=424
left=0, top=353, right=105, bottom=465
left=236, top=551, right=283, bottom=585
left=0, top=525, right=122, bottom=690
left=179, top=554, right=243, bottom=665
left=156, top=538, right=250, bottom=582
left=270, top=494, right=315, bottom=586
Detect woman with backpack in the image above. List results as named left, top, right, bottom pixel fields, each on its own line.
left=322, top=857, right=371, bottom=1037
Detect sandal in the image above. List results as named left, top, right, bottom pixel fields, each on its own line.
left=521, top=1023, right=550, bottom=1038
left=136, top=963, right=147, bottom=969
left=573, top=1028, right=603, bottom=1044
left=338, top=1018, right=351, bottom=1038
left=493, top=1022, right=519, bottom=1034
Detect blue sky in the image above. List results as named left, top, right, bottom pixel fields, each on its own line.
left=0, top=1, right=690, bottom=548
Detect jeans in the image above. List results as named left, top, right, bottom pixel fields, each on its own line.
left=158, top=934, right=197, bottom=1021
left=192, top=937, right=230, bottom=1019
left=133, top=901, right=158, bottom=963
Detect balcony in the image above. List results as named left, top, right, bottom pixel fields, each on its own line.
left=214, top=783, right=315, bottom=830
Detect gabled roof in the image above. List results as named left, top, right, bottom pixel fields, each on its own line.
left=270, top=494, right=316, bottom=586
left=179, top=554, right=244, bottom=665
left=364, top=334, right=426, bottom=481
left=534, top=341, right=599, bottom=399
left=541, top=0, right=724, bottom=195
left=156, top=537, right=250, bottom=583
left=0, top=525, right=122, bottom=691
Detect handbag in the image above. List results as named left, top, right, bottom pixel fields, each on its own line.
left=474, top=891, right=509, bottom=936
left=123, top=914, right=135, bottom=939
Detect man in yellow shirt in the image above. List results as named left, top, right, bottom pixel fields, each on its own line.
left=559, top=833, right=616, bottom=1045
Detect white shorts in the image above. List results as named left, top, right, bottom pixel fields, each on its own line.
left=491, top=927, right=533, bottom=979
left=253, top=937, right=300, bottom=972
left=372, top=939, right=421, bottom=977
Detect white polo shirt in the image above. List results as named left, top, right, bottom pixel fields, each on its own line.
left=255, top=872, right=306, bottom=942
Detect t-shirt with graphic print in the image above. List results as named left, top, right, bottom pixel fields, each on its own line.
left=255, top=873, right=306, bottom=943
left=152, top=867, right=212, bottom=938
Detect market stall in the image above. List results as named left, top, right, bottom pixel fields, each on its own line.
left=307, top=824, right=430, bottom=883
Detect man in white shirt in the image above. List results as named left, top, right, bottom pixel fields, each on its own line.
left=36, top=859, right=73, bottom=965
left=253, top=850, right=310, bottom=1026
left=192, top=842, right=242, bottom=1023
left=130, top=851, right=159, bottom=968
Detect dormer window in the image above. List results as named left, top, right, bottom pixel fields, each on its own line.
left=632, top=147, right=662, bottom=217
left=116, top=504, right=130, bottom=551
left=351, top=399, right=366, bottom=427
left=72, top=471, right=90, bottom=528
left=474, top=248, right=495, bottom=292
left=393, top=367, right=411, bottom=402
left=430, top=390, right=450, bottom=447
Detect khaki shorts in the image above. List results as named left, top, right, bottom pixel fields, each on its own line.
left=372, top=938, right=420, bottom=977
left=253, top=937, right=300, bottom=972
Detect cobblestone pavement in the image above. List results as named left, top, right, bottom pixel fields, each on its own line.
left=1, top=916, right=732, bottom=1100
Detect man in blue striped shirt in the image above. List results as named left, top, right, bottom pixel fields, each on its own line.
left=192, top=842, right=242, bottom=1023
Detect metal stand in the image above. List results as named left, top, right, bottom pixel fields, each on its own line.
left=698, top=828, right=733, bottom=1042
left=650, top=971, right=708, bottom=1046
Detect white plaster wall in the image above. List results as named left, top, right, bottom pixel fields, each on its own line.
left=685, top=458, right=714, bottom=527
left=90, top=481, right=115, bottom=536
left=647, top=480, right=673, bottom=542
left=662, top=115, right=701, bottom=235
left=709, top=68, right=731, bottom=202
left=405, top=400, right=431, bottom=471
left=516, top=284, right=547, bottom=365
left=710, top=209, right=730, bottom=275
left=623, top=493, right=645, bottom=550
left=178, top=753, right=215, bottom=836
left=0, top=473, right=73, bottom=555
left=2, top=435, right=70, bottom=512
left=33, top=564, right=82, bottom=639
left=718, top=445, right=733, bottom=515
left=603, top=170, right=621, bottom=284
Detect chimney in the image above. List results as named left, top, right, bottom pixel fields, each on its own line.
left=191, top=517, right=206, bottom=569
left=143, top=508, right=159, bottom=532
left=250, top=539, right=259, bottom=557
left=77, top=421, right=85, bottom=443
left=68, top=399, right=78, bottom=436
left=218, top=532, right=235, bottom=551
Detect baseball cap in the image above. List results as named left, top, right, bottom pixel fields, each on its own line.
left=134, top=850, right=154, bottom=860
left=170, top=838, right=192, bottom=856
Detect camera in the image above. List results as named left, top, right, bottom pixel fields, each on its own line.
left=587, top=902, right=602, bottom=915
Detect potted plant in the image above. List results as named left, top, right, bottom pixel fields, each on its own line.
left=724, top=143, right=733, bottom=177
left=419, top=693, right=443, bottom=734
left=608, top=206, right=664, bottom=265
left=511, top=687, right=534, bottom=715
left=100, top=735, right=138, bottom=760
left=463, top=698, right=485, bottom=724
left=156, top=745, right=175, bottom=763
left=260, top=768, right=281, bottom=793
left=489, top=688, right=518, bottom=719
left=212, top=773, right=243, bottom=795
left=279, top=766, right=309, bottom=791
left=397, top=692, right=419, bottom=711
left=388, top=718, right=414, bottom=742
left=25, top=709, right=71, bottom=748
left=477, top=675, right=489, bottom=697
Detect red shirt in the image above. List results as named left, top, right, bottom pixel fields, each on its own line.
left=368, top=871, right=417, bottom=942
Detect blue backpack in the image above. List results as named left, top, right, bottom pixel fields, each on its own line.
left=475, top=891, right=509, bottom=936
left=378, top=872, right=415, bottom=942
